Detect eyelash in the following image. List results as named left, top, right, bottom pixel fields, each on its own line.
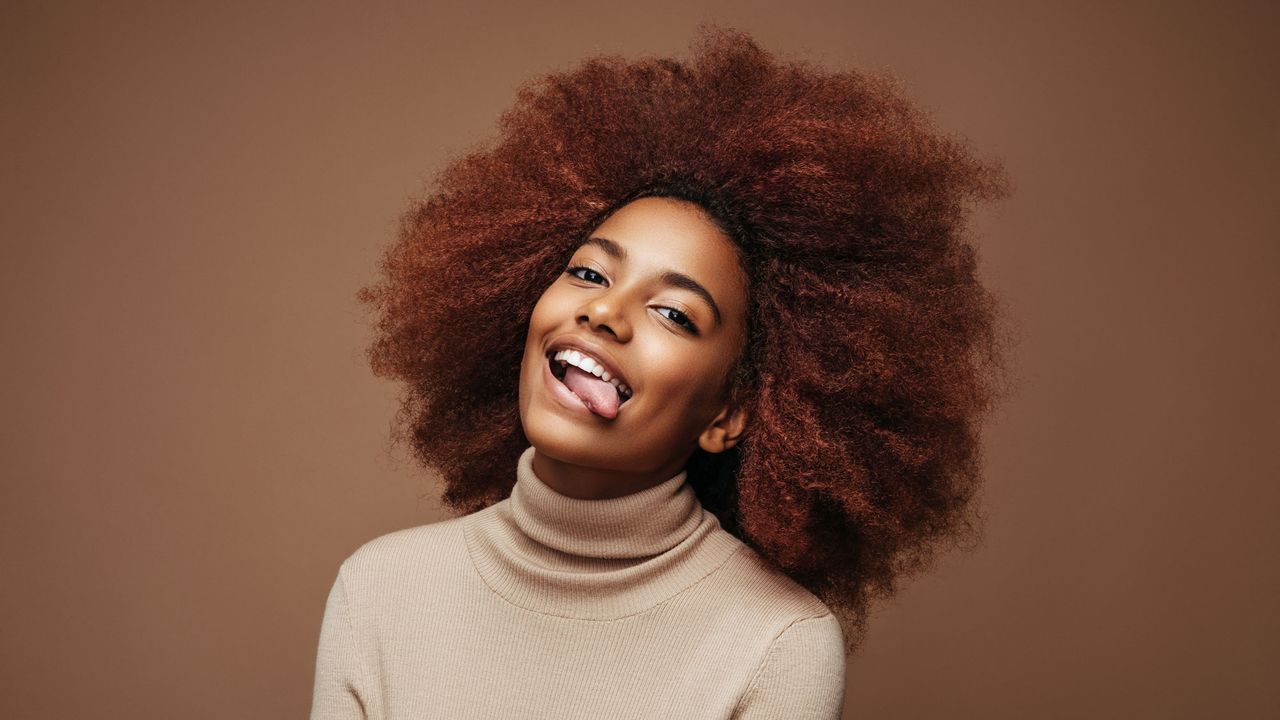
left=564, top=265, right=700, bottom=335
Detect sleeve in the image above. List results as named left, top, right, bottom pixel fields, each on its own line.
left=309, top=564, right=372, bottom=720
left=731, top=613, right=848, bottom=720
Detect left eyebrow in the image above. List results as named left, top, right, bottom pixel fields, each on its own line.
left=581, top=236, right=723, bottom=327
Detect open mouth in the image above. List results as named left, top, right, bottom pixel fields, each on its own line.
left=546, top=350, right=633, bottom=407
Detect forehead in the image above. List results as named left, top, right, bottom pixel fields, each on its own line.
left=583, top=196, right=748, bottom=320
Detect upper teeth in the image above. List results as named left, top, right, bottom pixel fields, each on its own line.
left=553, top=349, right=632, bottom=400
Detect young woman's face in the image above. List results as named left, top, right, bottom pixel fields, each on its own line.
left=518, top=196, right=750, bottom=489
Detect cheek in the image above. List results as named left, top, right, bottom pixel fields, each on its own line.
left=528, top=284, right=568, bottom=327
left=690, top=347, right=741, bottom=409
left=645, top=349, right=722, bottom=410
left=522, top=294, right=555, bottom=349
left=522, top=287, right=566, bottom=370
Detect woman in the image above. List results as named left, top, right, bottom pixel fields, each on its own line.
left=311, top=24, right=1010, bottom=720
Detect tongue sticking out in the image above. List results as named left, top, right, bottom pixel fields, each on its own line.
left=561, top=364, right=621, bottom=419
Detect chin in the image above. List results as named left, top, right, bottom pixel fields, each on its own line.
left=519, top=401, right=596, bottom=462
left=519, top=422, right=607, bottom=471
left=518, top=377, right=615, bottom=471
left=517, top=341, right=650, bottom=471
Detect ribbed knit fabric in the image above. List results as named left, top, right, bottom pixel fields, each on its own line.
left=309, top=445, right=847, bottom=719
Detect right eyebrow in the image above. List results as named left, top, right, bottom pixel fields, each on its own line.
left=581, top=236, right=627, bottom=262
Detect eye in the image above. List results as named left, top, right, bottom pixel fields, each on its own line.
left=566, top=265, right=700, bottom=336
left=565, top=265, right=605, bottom=284
left=656, top=307, right=700, bottom=335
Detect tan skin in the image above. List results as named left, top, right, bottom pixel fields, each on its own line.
left=517, top=196, right=751, bottom=500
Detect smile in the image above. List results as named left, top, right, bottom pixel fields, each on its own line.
left=542, top=352, right=629, bottom=421
left=547, top=349, right=633, bottom=402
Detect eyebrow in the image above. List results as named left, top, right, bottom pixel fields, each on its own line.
left=580, top=236, right=723, bottom=326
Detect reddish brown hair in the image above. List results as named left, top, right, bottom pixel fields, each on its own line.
left=358, top=24, right=1012, bottom=651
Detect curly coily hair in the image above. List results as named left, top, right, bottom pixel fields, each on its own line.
left=357, top=24, right=1012, bottom=651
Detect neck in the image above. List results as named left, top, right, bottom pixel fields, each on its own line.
left=461, top=444, right=745, bottom=619
left=530, top=446, right=692, bottom=500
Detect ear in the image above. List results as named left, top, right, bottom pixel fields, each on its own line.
left=697, top=402, right=750, bottom=454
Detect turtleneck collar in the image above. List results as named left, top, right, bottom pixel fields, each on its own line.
left=463, top=445, right=743, bottom=620
left=511, top=444, right=704, bottom=559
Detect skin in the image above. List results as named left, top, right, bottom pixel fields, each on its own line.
left=517, top=196, right=751, bottom=500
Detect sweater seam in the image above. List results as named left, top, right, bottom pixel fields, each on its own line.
left=336, top=562, right=373, bottom=719
left=728, top=611, right=836, bottom=717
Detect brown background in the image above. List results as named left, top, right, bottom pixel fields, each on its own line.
left=2, top=1, right=1276, bottom=718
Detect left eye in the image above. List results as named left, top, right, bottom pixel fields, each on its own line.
left=656, top=307, right=698, bottom=333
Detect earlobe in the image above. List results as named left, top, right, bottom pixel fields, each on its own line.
left=698, top=404, right=749, bottom=454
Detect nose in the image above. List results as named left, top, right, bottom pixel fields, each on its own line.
left=577, top=289, right=632, bottom=342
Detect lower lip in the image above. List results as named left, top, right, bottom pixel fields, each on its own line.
left=543, top=356, right=609, bottom=420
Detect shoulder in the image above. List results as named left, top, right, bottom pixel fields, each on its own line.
left=710, top=537, right=837, bottom=625
left=691, top=539, right=846, bottom=717
left=733, top=612, right=847, bottom=718
left=694, top=532, right=847, bottom=671
left=334, top=514, right=471, bottom=595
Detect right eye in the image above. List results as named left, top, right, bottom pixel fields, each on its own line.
left=565, top=265, right=605, bottom=284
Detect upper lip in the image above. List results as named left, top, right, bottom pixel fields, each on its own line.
left=545, top=335, right=632, bottom=393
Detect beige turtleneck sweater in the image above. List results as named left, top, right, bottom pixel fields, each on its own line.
left=309, top=446, right=847, bottom=719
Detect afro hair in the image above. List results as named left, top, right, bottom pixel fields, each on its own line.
left=357, top=24, right=1013, bottom=653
